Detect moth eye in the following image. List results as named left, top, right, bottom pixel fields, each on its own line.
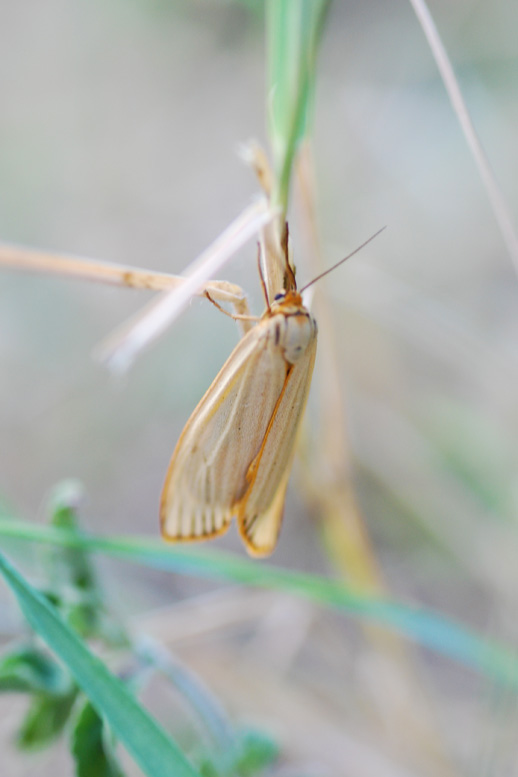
left=274, top=293, right=285, bottom=301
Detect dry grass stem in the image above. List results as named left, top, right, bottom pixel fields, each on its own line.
left=239, top=140, right=274, bottom=199
left=242, top=142, right=295, bottom=301
left=0, top=242, right=249, bottom=305
left=295, top=143, right=384, bottom=590
left=409, top=0, right=518, bottom=276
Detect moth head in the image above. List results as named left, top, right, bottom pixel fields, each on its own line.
left=269, top=289, right=304, bottom=315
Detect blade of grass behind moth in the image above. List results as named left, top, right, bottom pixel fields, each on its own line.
left=97, top=199, right=275, bottom=372
left=261, top=1, right=329, bottom=299
left=266, top=0, right=330, bottom=216
left=408, top=0, right=518, bottom=277
left=0, top=519, right=517, bottom=686
left=294, top=145, right=458, bottom=775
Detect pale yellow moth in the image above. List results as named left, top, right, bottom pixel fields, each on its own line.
left=160, top=229, right=384, bottom=557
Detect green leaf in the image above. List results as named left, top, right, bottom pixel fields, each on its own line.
left=47, top=480, right=85, bottom=529
left=0, top=645, right=71, bottom=695
left=198, top=760, right=219, bottom=777
left=17, top=689, right=77, bottom=750
left=0, top=550, right=201, bottom=777
left=44, top=481, right=126, bottom=645
left=198, top=728, right=279, bottom=777
left=233, top=729, right=279, bottom=775
left=46, top=480, right=99, bottom=598
left=72, top=698, right=126, bottom=777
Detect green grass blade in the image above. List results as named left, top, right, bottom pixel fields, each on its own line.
left=0, top=518, right=517, bottom=686
left=266, top=0, right=329, bottom=212
left=0, top=549, right=201, bottom=777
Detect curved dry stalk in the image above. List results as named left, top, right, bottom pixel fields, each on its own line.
left=295, top=143, right=385, bottom=591
left=409, top=0, right=518, bottom=276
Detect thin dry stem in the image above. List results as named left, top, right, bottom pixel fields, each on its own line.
left=242, top=141, right=294, bottom=300
left=259, top=217, right=291, bottom=302
left=239, top=140, right=274, bottom=198
left=98, top=199, right=275, bottom=371
left=0, top=243, right=249, bottom=305
left=409, top=0, right=518, bottom=276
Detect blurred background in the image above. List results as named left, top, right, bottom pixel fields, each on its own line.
left=1, top=1, right=518, bottom=775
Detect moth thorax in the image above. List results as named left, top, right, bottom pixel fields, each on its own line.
left=280, top=312, right=316, bottom=365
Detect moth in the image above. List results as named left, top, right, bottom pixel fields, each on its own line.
left=160, top=229, right=383, bottom=557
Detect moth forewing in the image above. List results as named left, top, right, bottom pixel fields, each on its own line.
left=160, top=291, right=317, bottom=556
left=237, top=328, right=317, bottom=556
left=159, top=326, right=281, bottom=542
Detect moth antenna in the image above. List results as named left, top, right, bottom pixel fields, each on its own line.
left=299, top=226, right=386, bottom=293
left=257, top=242, right=271, bottom=312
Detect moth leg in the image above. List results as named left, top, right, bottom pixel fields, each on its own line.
left=204, top=289, right=259, bottom=337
